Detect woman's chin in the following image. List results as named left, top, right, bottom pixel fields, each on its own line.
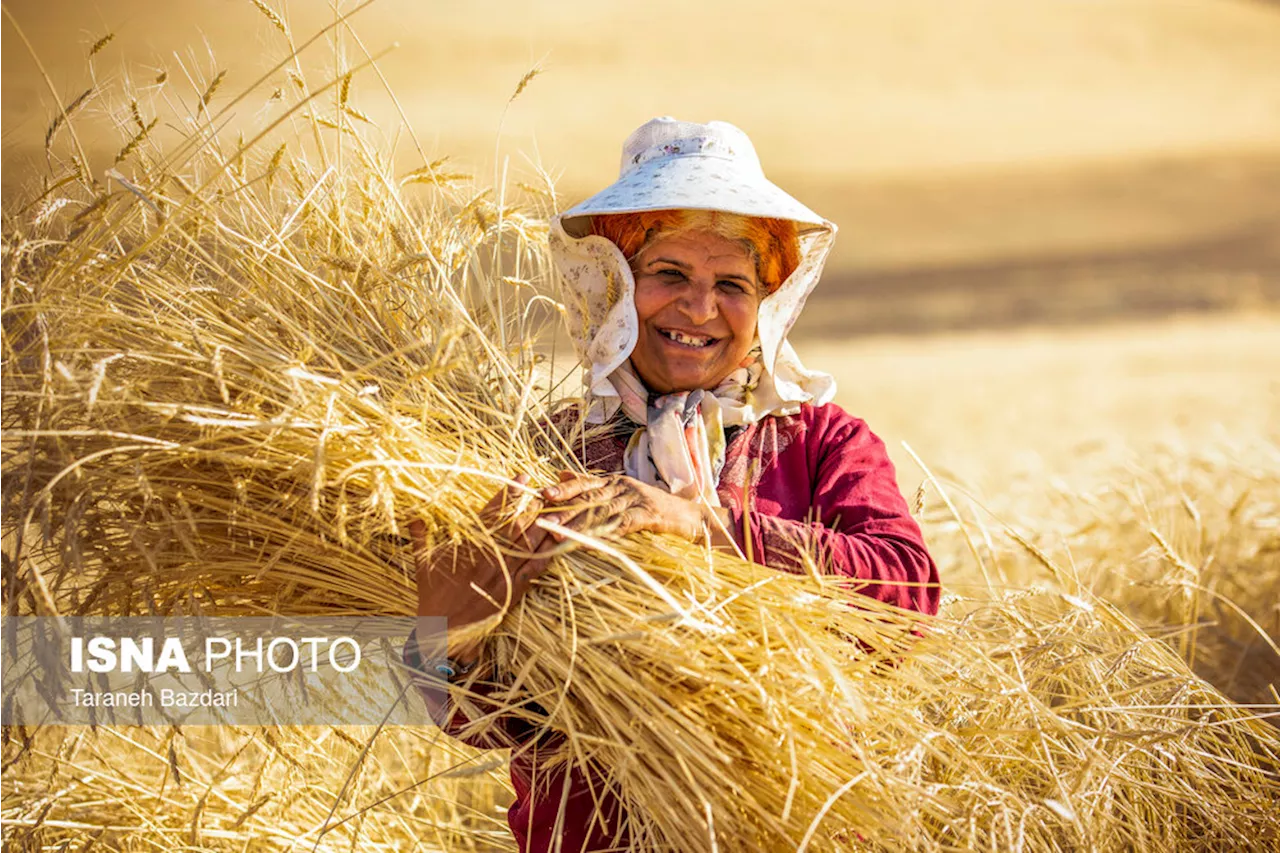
left=635, top=343, right=738, bottom=393
left=658, top=366, right=729, bottom=394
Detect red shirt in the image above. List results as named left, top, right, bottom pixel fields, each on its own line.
left=409, top=402, right=939, bottom=851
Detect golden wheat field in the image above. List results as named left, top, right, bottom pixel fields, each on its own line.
left=3, top=1, right=1280, bottom=851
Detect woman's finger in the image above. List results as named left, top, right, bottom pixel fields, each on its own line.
left=508, top=518, right=555, bottom=563
left=479, top=478, right=546, bottom=559
left=542, top=473, right=609, bottom=503
left=478, top=485, right=518, bottom=527
left=408, top=519, right=428, bottom=553
left=408, top=520, right=437, bottom=576
left=545, top=483, right=634, bottom=533
left=500, top=490, right=545, bottom=544
left=479, top=472, right=536, bottom=521
left=612, top=506, right=659, bottom=537
left=545, top=479, right=630, bottom=515
left=510, top=530, right=558, bottom=596
left=600, top=493, right=637, bottom=521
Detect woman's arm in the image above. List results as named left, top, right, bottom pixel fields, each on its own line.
left=726, top=409, right=940, bottom=616
left=538, top=407, right=939, bottom=615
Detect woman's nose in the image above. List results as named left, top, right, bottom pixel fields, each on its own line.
left=677, top=282, right=718, bottom=324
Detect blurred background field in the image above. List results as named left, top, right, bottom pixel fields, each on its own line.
left=6, top=0, right=1278, bottom=452
left=5, top=0, right=1280, bottom=306
left=3, top=0, right=1279, bottom=848
left=6, top=0, right=1280, bottom=329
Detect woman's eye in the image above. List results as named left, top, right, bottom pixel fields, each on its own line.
left=657, top=268, right=684, bottom=280
left=718, top=280, right=746, bottom=293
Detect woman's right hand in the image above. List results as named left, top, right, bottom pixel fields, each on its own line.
left=409, top=474, right=554, bottom=661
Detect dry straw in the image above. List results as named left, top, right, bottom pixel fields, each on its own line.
left=3, top=14, right=1279, bottom=852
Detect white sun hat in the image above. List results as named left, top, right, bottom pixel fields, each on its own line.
left=559, top=117, right=828, bottom=237
left=550, top=116, right=838, bottom=426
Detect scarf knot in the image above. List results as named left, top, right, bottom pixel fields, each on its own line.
left=612, top=349, right=764, bottom=506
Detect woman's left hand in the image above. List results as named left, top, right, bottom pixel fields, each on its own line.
left=540, top=472, right=711, bottom=542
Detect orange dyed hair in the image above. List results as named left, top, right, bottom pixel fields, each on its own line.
left=588, top=209, right=800, bottom=294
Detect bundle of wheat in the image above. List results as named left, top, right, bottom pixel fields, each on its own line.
left=3, top=16, right=1278, bottom=852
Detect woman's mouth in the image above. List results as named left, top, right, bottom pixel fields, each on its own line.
left=659, top=328, right=717, bottom=349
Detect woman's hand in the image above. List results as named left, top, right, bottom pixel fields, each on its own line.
left=410, top=474, right=554, bottom=663
left=540, top=471, right=736, bottom=549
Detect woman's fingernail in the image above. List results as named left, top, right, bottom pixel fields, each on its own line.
left=544, top=513, right=561, bottom=525
left=545, top=487, right=560, bottom=498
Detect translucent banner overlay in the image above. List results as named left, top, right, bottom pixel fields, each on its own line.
left=1, top=616, right=448, bottom=726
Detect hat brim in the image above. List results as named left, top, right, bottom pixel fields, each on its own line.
left=559, top=153, right=828, bottom=238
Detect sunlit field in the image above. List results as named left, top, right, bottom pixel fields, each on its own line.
left=812, top=315, right=1280, bottom=708
left=811, top=315, right=1280, bottom=491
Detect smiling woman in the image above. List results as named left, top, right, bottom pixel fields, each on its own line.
left=408, top=117, right=941, bottom=851
left=592, top=208, right=798, bottom=395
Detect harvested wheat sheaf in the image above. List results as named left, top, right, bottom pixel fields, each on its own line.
left=3, top=18, right=1279, bottom=853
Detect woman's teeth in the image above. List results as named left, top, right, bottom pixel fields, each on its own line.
left=661, top=329, right=714, bottom=347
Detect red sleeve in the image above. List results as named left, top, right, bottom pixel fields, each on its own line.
left=728, top=407, right=940, bottom=616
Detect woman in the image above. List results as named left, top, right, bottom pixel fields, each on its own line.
left=407, top=117, right=940, bottom=851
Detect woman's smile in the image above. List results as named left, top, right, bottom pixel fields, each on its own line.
left=657, top=327, right=718, bottom=348
left=629, top=231, right=761, bottom=394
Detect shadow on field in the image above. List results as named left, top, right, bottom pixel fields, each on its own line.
left=797, top=219, right=1280, bottom=338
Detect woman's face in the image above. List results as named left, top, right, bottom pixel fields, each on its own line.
left=629, top=229, right=761, bottom=394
